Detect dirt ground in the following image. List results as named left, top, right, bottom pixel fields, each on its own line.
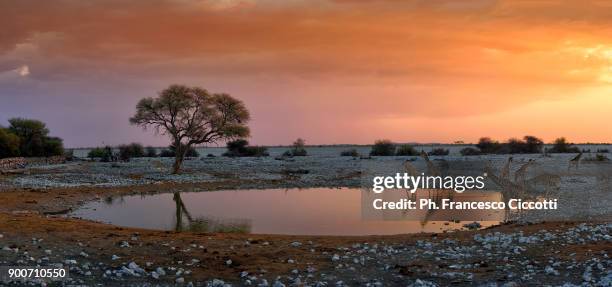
left=0, top=182, right=611, bottom=286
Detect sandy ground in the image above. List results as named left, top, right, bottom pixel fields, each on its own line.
left=0, top=154, right=611, bottom=286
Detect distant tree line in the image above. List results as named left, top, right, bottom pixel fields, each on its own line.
left=364, top=136, right=588, bottom=157
left=87, top=143, right=199, bottom=162
left=460, top=136, right=582, bottom=156
left=0, top=118, right=64, bottom=159
left=368, top=140, right=449, bottom=157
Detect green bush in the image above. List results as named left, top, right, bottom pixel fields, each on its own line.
left=428, top=148, right=449, bottom=156
left=0, top=128, right=21, bottom=158
left=7, top=118, right=64, bottom=157
left=87, top=147, right=107, bottom=158
left=340, top=149, right=359, bottom=157
left=43, top=137, right=64, bottom=156
left=223, top=139, right=269, bottom=157
left=292, top=138, right=307, bottom=156
left=88, top=146, right=114, bottom=162
left=184, top=147, right=199, bottom=157
left=370, top=140, right=396, bottom=156
left=460, top=147, right=481, bottom=156
left=145, top=146, right=158, bottom=157
left=118, top=143, right=145, bottom=161
left=283, top=138, right=307, bottom=157
left=396, top=145, right=419, bottom=156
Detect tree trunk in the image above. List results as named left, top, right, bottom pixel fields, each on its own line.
left=172, top=143, right=187, bottom=174
left=173, top=192, right=182, bottom=231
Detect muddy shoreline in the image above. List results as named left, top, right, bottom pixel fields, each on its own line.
left=0, top=155, right=611, bottom=286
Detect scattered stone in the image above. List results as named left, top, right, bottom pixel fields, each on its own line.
left=463, top=222, right=482, bottom=230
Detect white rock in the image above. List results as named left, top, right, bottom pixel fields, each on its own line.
left=128, top=261, right=145, bottom=274
left=545, top=266, right=559, bottom=276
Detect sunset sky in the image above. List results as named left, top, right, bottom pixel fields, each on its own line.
left=1, top=0, right=612, bottom=147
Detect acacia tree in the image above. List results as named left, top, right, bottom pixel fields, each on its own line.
left=130, top=85, right=250, bottom=173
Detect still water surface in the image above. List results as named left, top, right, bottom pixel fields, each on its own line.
left=70, top=188, right=501, bottom=235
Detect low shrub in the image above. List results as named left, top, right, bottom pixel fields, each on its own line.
left=223, top=139, right=269, bottom=157
left=396, top=145, right=419, bottom=156
left=476, top=137, right=500, bottom=154
left=428, top=148, right=449, bottom=156
left=548, top=137, right=580, bottom=153
left=145, top=146, right=158, bottom=157
left=340, top=149, right=359, bottom=157
left=284, top=138, right=307, bottom=157
left=159, top=149, right=174, bottom=157
left=476, top=136, right=543, bottom=154
left=118, top=143, right=145, bottom=161
left=460, top=147, right=481, bottom=156
left=370, top=140, right=396, bottom=156
left=290, top=148, right=307, bottom=156
left=161, top=144, right=200, bottom=158
left=584, top=154, right=610, bottom=162
left=88, top=146, right=114, bottom=162
left=292, top=138, right=307, bottom=156
left=246, top=146, right=269, bottom=157
left=185, top=147, right=199, bottom=158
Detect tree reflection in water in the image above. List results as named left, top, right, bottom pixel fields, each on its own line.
left=172, top=192, right=251, bottom=233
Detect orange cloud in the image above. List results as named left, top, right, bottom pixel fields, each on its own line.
left=1, top=0, right=611, bottom=145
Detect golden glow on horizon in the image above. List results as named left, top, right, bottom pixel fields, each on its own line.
left=1, top=0, right=612, bottom=145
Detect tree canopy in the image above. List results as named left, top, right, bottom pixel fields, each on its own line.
left=130, top=84, right=250, bottom=173
left=0, top=118, right=64, bottom=158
